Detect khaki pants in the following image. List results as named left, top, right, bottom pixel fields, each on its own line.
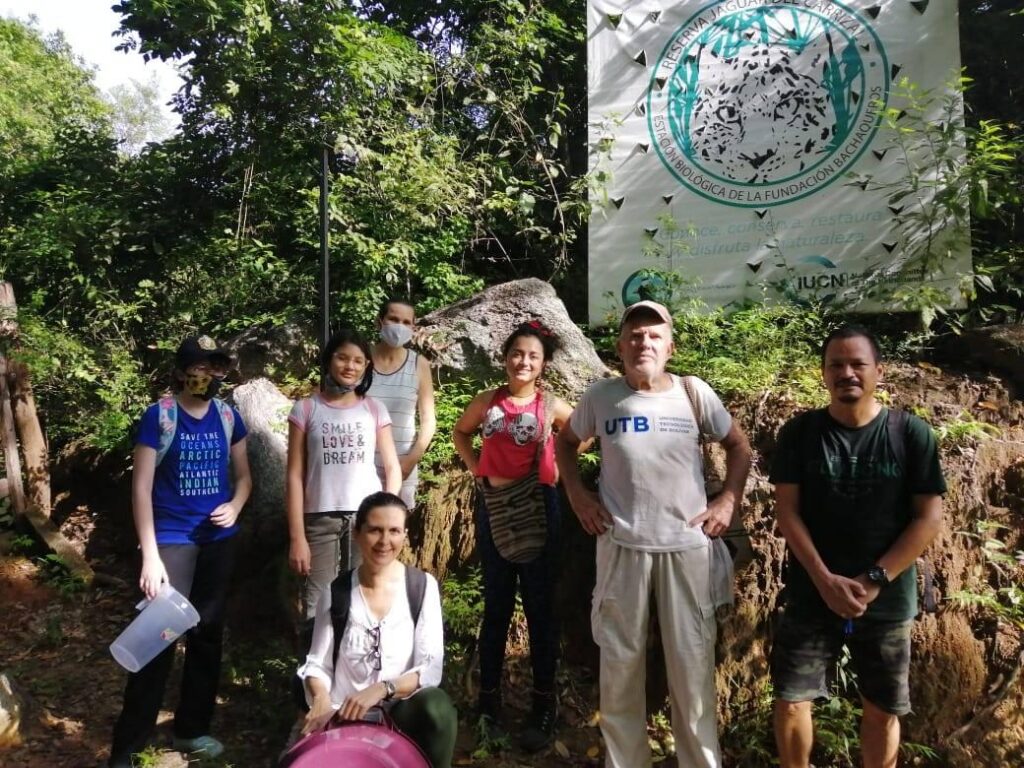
left=592, top=535, right=720, bottom=768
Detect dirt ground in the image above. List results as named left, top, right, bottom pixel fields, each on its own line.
left=0, top=529, right=612, bottom=768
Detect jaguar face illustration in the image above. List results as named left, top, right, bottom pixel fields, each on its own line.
left=685, top=40, right=837, bottom=184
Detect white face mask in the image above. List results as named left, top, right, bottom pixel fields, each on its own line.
left=380, top=323, right=413, bottom=349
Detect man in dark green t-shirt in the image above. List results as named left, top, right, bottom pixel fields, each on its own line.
left=770, top=325, right=945, bottom=768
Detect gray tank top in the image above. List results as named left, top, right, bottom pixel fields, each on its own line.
left=367, top=351, right=419, bottom=455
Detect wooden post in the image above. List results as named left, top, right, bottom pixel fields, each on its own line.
left=0, top=284, right=93, bottom=583
left=0, top=356, right=27, bottom=519
left=0, top=282, right=50, bottom=518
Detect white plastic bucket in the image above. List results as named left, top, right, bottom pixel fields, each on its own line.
left=109, top=584, right=200, bottom=672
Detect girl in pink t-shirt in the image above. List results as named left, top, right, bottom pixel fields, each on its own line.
left=453, top=321, right=572, bottom=753
left=286, top=328, right=402, bottom=625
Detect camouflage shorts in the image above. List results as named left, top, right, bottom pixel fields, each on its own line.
left=770, top=606, right=913, bottom=715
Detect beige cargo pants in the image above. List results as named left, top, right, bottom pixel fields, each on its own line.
left=592, top=535, right=721, bottom=768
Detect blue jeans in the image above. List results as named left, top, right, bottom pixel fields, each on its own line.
left=475, top=484, right=561, bottom=693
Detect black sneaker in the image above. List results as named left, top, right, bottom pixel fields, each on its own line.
left=519, top=690, right=557, bottom=753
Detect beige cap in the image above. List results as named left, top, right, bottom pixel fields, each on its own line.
left=620, top=300, right=672, bottom=328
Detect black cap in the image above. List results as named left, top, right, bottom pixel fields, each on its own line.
left=175, top=334, right=232, bottom=371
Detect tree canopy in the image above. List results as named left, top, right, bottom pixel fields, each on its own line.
left=0, top=3, right=1021, bottom=450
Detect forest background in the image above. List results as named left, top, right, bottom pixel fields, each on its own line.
left=0, top=0, right=1022, bottom=452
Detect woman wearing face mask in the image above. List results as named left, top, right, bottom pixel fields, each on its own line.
left=286, top=328, right=403, bottom=629
left=367, top=298, right=436, bottom=510
left=452, top=321, right=573, bottom=753
left=109, top=335, right=253, bottom=767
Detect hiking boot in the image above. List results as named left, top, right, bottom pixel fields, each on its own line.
left=172, top=734, right=225, bottom=758
left=519, top=689, right=557, bottom=753
left=475, top=688, right=508, bottom=748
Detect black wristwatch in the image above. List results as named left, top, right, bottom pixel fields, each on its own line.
left=866, top=565, right=890, bottom=586
left=382, top=679, right=397, bottom=701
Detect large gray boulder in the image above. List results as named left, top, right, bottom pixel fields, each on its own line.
left=418, top=278, right=610, bottom=399
left=229, top=378, right=291, bottom=544
left=225, top=323, right=318, bottom=385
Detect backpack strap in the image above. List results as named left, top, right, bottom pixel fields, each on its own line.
left=213, top=398, right=236, bottom=445
left=155, top=396, right=178, bottom=466
left=330, top=568, right=356, bottom=670
left=886, top=408, right=908, bottom=473
left=680, top=375, right=707, bottom=440
left=330, top=565, right=429, bottom=670
left=156, top=397, right=235, bottom=467
left=406, top=565, right=428, bottom=626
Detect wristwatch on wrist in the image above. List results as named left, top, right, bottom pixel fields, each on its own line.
left=866, top=565, right=890, bottom=586
left=382, top=679, right=397, bottom=701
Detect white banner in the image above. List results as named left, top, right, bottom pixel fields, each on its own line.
left=587, top=0, right=971, bottom=324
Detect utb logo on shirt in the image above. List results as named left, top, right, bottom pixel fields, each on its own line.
left=604, top=416, right=650, bottom=435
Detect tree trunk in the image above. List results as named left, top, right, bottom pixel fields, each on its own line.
left=0, top=282, right=51, bottom=517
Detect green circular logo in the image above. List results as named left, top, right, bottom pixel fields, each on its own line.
left=621, top=270, right=670, bottom=306
left=648, top=1, right=888, bottom=208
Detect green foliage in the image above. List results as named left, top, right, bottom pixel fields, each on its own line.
left=35, top=554, right=87, bottom=596
left=420, top=377, right=491, bottom=477
left=471, top=715, right=512, bottom=759
left=723, top=673, right=937, bottom=766
left=722, top=680, right=776, bottom=766
left=843, top=75, right=1023, bottom=328
left=0, top=496, right=14, bottom=529
left=9, top=534, right=35, bottom=556
left=440, top=567, right=485, bottom=644
left=0, top=19, right=111, bottom=182
left=931, top=411, right=1001, bottom=447
left=951, top=521, right=1024, bottom=631
left=669, top=302, right=826, bottom=401
left=107, top=74, right=173, bottom=155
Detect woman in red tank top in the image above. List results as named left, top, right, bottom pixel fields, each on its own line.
left=453, top=322, right=572, bottom=754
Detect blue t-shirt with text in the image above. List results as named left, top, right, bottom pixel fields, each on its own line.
left=136, top=400, right=248, bottom=545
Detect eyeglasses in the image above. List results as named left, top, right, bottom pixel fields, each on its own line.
left=366, top=626, right=382, bottom=671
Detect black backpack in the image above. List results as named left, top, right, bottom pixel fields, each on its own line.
left=329, top=565, right=429, bottom=668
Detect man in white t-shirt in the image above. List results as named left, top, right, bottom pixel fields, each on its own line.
left=555, top=300, right=752, bottom=768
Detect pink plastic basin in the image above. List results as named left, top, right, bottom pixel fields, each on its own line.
left=281, top=721, right=430, bottom=768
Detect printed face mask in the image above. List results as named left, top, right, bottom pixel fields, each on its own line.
left=184, top=372, right=223, bottom=400
left=380, top=323, right=413, bottom=349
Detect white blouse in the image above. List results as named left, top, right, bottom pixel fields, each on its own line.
left=297, top=566, right=444, bottom=708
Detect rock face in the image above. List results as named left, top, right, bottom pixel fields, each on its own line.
left=0, top=672, right=22, bottom=748
left=938, top=324, right=1024, bottom=397
left=418, top=278, right=611, bottom=400
left=226, top=377, right=305, bottom=631
left=230, top=377, right=291, bottom=534
left=225, top=323, right=318, bottom=385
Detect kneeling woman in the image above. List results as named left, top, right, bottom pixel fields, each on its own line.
left=297, top=492, right=457, bottom=768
